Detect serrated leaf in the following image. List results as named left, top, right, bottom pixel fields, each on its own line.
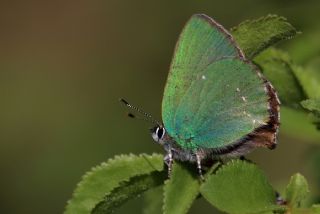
left=200, top=160, right=282, bottom=214
left=163, top=162, right=200, bottom=214
left=231, top=14, right=297, bottom=59
left=143, top=186, right=163, bottom=214
left=254, top=48, right=307, bottom=108
left=301, top=99, right=320, bottom=114
left=301, top=99, right=320, bottom=129
left=92, top=171, right=166, bottom=214
left=65, top=153, right=164, bottom=214
left=285, top=173, right=310, bottom=208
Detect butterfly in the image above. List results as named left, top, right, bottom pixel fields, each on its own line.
left=121, top=14, right=280, bottom=178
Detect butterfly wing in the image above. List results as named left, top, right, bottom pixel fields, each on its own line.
left=162, top=14, right=278, bottom=150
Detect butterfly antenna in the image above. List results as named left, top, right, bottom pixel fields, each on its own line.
left=119, top=98, right=160, bottom=125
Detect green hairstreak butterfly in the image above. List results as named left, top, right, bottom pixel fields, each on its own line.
left=121, top=14, right=280, bottom=177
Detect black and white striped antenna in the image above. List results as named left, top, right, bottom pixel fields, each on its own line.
left=119, top=98, right=160, bottom=125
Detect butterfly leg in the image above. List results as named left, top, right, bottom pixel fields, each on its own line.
left=276, top=191, right=287, bottom=205
left=164, top=147, right=173, bottom=178
left=195, top=152, right=204, bottom=181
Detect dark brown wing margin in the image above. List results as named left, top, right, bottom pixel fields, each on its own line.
left=250, top=78, right=280, bottom=149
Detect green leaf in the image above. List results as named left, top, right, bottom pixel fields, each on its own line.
left=292, top=58, right=320, bottom=99
left=64, top=153, right=164, bottom=214
left=231, top=14, right=297, bottom=59
left=290, top=208, right=316, bottom=214
left=143, top=186, right=163, bottom=214
left=280, top=106, right=320, bottom=142
left=163, top=162, right=200, bottom=214
left=301, top=99, right=320, bottom=114
left=285, top=173, right=310, bottom=208
left=301, top=99, right=320, bottom=129
left=92, top=171, right=166, bottom=214
left=312, top=204, right=320, bottom=214
left=285, top=29, right=320, bottom=65
left=254, top=48, right=307, bottom=108
left=280, top=204, right=320, bottom=214
left=200, top=160, right=282, bottom=214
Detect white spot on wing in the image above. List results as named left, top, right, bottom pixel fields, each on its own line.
left=257, top=72, right=263, bottom=78
left=275, top=93, right=281, bottom=105
left=256, top=119, right=267, bottom=125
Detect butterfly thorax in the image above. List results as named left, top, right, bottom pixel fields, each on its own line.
left=151, top=125, right=198, bottom=162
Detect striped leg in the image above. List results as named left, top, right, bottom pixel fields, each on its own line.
left=164, top=149, right=173, bottom=178
left=195, top=152, right=204, bottom=180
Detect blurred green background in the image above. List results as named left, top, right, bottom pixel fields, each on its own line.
left=1, top=0, right=320, bottom=213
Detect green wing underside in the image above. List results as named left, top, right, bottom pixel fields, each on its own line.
left=162, top=14, right=270, bottom=150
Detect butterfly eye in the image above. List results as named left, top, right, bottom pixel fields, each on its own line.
left=156, top=127, right=165, bottom=139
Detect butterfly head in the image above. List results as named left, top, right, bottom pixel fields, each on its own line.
left=151, top=125, right=166, bottom=145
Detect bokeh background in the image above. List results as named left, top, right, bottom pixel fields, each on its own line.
left=1, top=0, right=320, bottom=213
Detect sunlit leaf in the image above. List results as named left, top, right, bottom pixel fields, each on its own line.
left=232, top=14, right=297, bottom=59
left=143, top=186, right=163, bottom=214
left=200, top=160, right=283, bottom=214
left=254, top=48, right=307, bottom=108
left=301, top=99, right=320, bottom=114
left=65, top=153, right=164, bottom=214
left=92, top=171, right=166, bottom=214
left=280, top=107, right=320, bottom=142
left=301, top=99, right=320, bottom=129
left=292, top=58, right=320, bottom=99
left=285, top=173, right=310, bottom=209
left=163, top=162, right=200, bottom=214
left=285, top=29, right=320, bottom=65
